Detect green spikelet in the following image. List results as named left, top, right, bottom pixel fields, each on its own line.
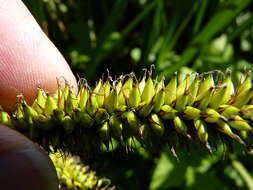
left=141, top=75, right=155, bottom=103
left=210, top=70, right=234, bottom=109
left=11, top=105, right=28, bottom=130
left=193, top=119, right=212, bottom=153
left=98, top=121, right=110, bottom=149
left=187, top=74, right=199, bottom=106
left=175, top=90, right=189, bottom=112
left=197, top=72, right=214, bottom=100
left=57, top=87, right=65, bottom=112
left=137, top=101, right=153, bottom=118
left=164, top=72, right=177, bottom=105
left=203, top=108, right=222, bottom=123
left=22, top=100, right=38, bottom=125
left=79, top=84, right=89, bottom=111
left=237, top=71, right=251, bottom=95
left=173, top=116, right=191, bottom=139
left=50, top=151, right=113, bottom=190
left=62, top=82, right=70, bottom=100
left=104, top=88, right=118, bottom=114
left=63, top=115, right=74, bottom=133
left=94, top=108, right=110, bottom=124
left=94, top=79, right=105, bottom=108
left=0, top=110, right=12, bottom=127
left=122, top=75, right=134, bottom=97
left=219, top=105, right=240, bottom=118
left=66, top=88, right=78, bottom=116
left=32, top=89, right=47, bottom=114
left=231, top=71, right=252, bottom=108
left=240, top=105, right=253, bottom=119
left=194, top=119, right=208, bottom=142
left=153, top=88, right=165, bottom=113
left=176, top=73, right=190, bottom=98
left=149, top=113, right=165, bottom=137
left=109, top=113, right=123, bottom=141
left=159, top=105, right=178, bottom=120
left=4, top=69, right=253, bottom=161
left=128, top=83, right=141, bottom=109
left=183, top=106, right=201, bottom=119
left=44, top=95, right=58, bottom=117
left=228, top=115, right=252, bottom=131
left=139, top=71, right=146, bottom=94
left=155, top=76, right=165, bottom=93
left=36, top=88, right=47, bottom=108
left=86, top=93, right=99, bottom=116
left=121, top=111, right=140, bottom=137
left=197, top=87, right=214, bottom=110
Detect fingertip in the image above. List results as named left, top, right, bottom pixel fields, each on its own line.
left=0, top=0, right=77, bottom=112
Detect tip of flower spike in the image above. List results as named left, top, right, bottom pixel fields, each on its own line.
left=226, top=68, right=232, bottom=76
left=57, top=76, right=71, bottom=87
left=170, top=146, right=180, bottom=162
left=233, top=134, right=246, bottom=146
left=205, top=142, right=213, bottom=154
left=185, top=134, right=192, bottom=140
left=105, top=68, right=114, bottom=82
left=117, top=74, right=124, bottom=82
left=148, top=64, right=155, bottom=76
left=77, top=77, right=88, bottom=88
left=219, top=115, right=228, bottom=122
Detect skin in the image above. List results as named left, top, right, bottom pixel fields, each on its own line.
left=0, top=0, right=77, bottom=112
left=0, top=125, right=59, bottom=190
left=0, top=0, right=78, bottom=189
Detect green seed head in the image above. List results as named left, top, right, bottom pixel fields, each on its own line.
left=2, top=69, right=253, bottom=161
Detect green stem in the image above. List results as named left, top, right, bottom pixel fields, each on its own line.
left=232, top=160, right=253, bottom=190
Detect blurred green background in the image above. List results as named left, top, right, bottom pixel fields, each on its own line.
left=24, top=0, right=253, bottom=189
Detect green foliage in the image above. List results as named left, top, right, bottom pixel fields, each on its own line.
left=19, top=0, right=253, bottom=189
left=24, top=0, right=253, bottom=81
left=148, top=149, right=253, bottom=190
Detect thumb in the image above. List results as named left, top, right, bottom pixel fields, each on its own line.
left=0, top=124, right=58, bottom=190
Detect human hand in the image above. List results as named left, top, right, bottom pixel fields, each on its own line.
left=0, top=1, right=77, bottom=189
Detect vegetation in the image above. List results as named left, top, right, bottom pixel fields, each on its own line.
left=8, top=0, right=253, bottom=189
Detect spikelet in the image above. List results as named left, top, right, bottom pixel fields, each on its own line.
left=3, top=69, right=253, bottom=162
left=50, top=151, right=113, bottom=190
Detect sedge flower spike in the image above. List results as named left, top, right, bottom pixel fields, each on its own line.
left=1, top=70, right=253, bottom=161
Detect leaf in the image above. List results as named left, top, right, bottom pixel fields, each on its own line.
left=149, top=153, right=174, bottom=190
left=160, top=0, right=251, bottom=78
left=87, top=0, right=158, bottom=79
left=232, top=160, right=253, bottom=190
